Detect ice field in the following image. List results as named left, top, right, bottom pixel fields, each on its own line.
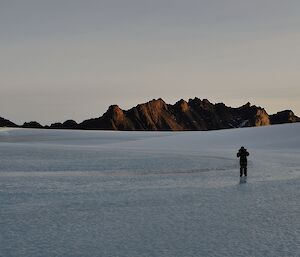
left=0, top=124, right=300, bottom=257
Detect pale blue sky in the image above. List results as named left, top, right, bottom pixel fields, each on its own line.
left=1, top=0, right=299, bottom=124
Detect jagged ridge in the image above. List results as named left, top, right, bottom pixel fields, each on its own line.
left=78, top=98, right=299, bottom=131
left=1, top=98, right=299, bottom=130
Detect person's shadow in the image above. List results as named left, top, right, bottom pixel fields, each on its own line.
left=239, top=177, right=247, bottom=184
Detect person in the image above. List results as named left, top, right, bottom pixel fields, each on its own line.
left=237, top=146, right=249, bottom=177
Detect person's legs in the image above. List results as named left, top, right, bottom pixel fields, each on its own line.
left=240, top=162, right=247, bottom=177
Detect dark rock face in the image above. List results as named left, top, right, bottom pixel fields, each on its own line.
left=50, top=120, right=78, bottom=129
left=22, top=121, right=43, bottom=129
left=49, top=122, right=63, bottom=129
left=62, top=120, right=78, bottom=129
left=270, top=110, right=300, bottom=124
left=78, top=98, right=298, bottom=131
left=0, top=117, right=18, bottom=127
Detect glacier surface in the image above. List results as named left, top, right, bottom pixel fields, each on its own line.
left=0, top=124, right=299, bottom=257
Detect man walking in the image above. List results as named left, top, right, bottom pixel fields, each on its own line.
left=237, top=146, right=249, bottom=177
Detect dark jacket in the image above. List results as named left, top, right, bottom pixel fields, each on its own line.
left=237, top=148, right=249, bottom=165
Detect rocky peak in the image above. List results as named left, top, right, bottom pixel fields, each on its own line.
left=175, top=99, right=189, bottom=112
left=254, top=108, right=270, bottom=126
left=0, top=117, right=18, bottom=127
left=146, top=98, right=168, bottom=111
left=243, top=102, right=251, bottom=108
left=105, top=105, right=126, bottom=123
left=202, top=99, right=212, bottom=106
left=270, top=110, right=300, bottom=124
left=63, top=120, right=78, bottom=128
left=23, top=121, right=43, bottom=129
left=107, top=105, right=123, bottom=115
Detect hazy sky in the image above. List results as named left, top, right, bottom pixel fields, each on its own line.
left=1, top=0, right=299, bottom=125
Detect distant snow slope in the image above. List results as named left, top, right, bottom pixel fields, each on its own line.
left=0, top=124, right=299, bottom=257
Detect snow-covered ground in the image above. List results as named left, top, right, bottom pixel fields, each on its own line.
left=0, top=124, right=299, bottom=257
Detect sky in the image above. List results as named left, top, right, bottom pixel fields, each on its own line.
left=1, top=0, right=300, bottom=125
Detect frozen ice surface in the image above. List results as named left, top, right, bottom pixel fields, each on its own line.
left=0, top=124, right=299, bottom=257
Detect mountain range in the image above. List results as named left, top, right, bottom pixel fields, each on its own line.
left=1, top=98, right=299, bottom=131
